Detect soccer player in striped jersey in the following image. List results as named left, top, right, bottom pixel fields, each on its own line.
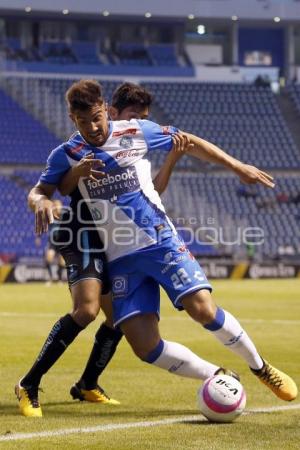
left=15, top=82, right=195, bottom=417
left=17, top=80, right=297, bottom=417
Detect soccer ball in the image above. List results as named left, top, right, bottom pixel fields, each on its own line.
left=197, top=374, right=246, bottom=423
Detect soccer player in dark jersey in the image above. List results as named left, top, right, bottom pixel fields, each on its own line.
left=15, top=83, right=192, bottom=417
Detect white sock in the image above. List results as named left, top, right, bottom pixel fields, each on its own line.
left=146, top=339, right=219, bottom=380
left=204, top=308, right=263, bottom=370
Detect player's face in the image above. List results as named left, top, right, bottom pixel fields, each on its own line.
left=109, top=105, right=149, bottom=121
left=71, top=102, right=109, bottom=147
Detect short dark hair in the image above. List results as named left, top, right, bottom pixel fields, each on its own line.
left=66, top=79, right=103, bottom=113
left=111, top=82, right=153, bottom=112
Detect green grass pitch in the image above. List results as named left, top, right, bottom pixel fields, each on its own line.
left=0, top=280, right=299, bottom=449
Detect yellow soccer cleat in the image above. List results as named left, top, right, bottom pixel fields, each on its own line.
left=15, top=382, right=42, bottom=417
left=251, top=360, right=298, bottom=401
left=70, top=382, right=120, bottom=405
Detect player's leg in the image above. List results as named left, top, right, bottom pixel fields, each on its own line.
left=80, top=293, right=123, bottom=386
left=181, top=289, right=298, bottom=401
left=110, top=266, right=232, bottom=381
left=152, top=236, right=297, bottom=401
left=70, top=291, right=122, bottom=405
left=45, top=248, right=55, bottom=284
left=16, top=309, right=85, bottom=417
left=57, top=254, right=65, bottom=282
left=15, top=246, right=103, bottom=416
left=181, top=288, right=263, bottom=368
left=120, top=312, right=221, bottom=380
left=66, top=245, right=121, bottom=404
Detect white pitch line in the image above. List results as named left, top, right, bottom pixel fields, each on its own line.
left=246, top=403, right=300, bottom=414
left=0, top=312, right=58, bottom=318
left=1, top=403, right=300, bottom=442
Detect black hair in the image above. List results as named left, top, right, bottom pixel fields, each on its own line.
left=111, top=82, right=153, bottom=112
left=65, top=79, right=103, bottom=113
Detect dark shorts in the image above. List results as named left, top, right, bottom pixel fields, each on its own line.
left=56, top=225, right=110, bottom=293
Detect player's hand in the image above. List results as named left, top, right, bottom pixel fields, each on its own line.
left=35, top=198, right=59, bottom=235
left=172, top=132, right=194, bottom=153
left=73, top=153, right=105, bottom=181
left=170, top=133, right=194, bottom=162
left=234, top=163, right=275, bottom=188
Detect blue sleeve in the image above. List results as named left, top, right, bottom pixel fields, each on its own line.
left=137, top=120, right=179, bottom=152
left=39, top=145, right=71, bottom=185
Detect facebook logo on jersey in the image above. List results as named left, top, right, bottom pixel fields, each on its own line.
left=84, top=166, right=140, bottom=200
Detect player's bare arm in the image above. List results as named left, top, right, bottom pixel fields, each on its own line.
left=28, top=183, right=57, bottom=235
left=183, top=132, right=275, bottom=188
left=153, top=132, right=193, bottom=195
left=58, top=154, right=105, bottom=196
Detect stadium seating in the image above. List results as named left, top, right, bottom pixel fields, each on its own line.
left=40, top=41, right=77, bottom=64
left=0, top=173, right=46, bottom=259
left=0, top=169, right=298, bottom=260
left=71, top=40, right=101, bottom=64
left=143, top=82, right=300, bottom=169
left=0, top=88, right=60, bottom=164
left=148, top=44, right=180, bottom=67
left=287, top=83, right=300, bottom=117
left=7, top=78, right=300, bottom=170
left=0, top=78, right=299, bottom=260
left=162, top=173, right=300, bottom=258
left=1, top=39, right=193, bottom=76
left=116, top=43, right=152, bottom=66
left=0, top=78, right=121, bottom=149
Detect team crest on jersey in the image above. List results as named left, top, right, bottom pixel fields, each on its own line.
left=94, top=259, right=103, bottom=274
left=120, top=136, right=133, bottom=149
left=67, top=264, right=79, bottom=282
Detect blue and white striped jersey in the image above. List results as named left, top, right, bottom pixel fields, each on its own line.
left=40, top=119, right=179, bottom=261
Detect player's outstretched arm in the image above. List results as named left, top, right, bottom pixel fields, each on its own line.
left=28, top=183, right=57, bottom=235
left=58, top=153, right=105, bottom=196
left=183, top=132, right=275, bottom=188
left=153, top=133, right=193, bottom=195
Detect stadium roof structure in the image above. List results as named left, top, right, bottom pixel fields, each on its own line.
left=2, top=0, right=300, bottom=21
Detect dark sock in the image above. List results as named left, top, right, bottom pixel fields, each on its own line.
left=80, top=323, right=123, bottom=389
left=21, top=314, right=83, bottom=387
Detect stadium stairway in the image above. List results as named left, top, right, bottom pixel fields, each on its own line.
left=277, top=90, right=300, bottom=155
